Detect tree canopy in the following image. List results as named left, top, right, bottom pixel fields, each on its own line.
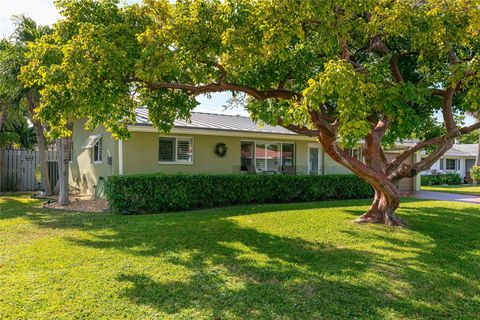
left=20, top=0, right=480, bottom=140
left=19, top=0, right=480, bottom=225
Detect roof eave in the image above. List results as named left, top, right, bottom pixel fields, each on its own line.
left=128, top=124, right=317, bottom=141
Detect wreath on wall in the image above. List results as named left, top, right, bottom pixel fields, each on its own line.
left=214, top=143, right=228, bottom=157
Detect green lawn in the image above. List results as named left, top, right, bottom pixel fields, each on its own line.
left=422, top=184, right=480, bottom=196
left=1, top=196, right=479, bottom=319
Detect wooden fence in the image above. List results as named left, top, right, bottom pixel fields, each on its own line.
left=0, top=147, right=58, bottom=192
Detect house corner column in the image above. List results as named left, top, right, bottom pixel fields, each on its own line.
left=118, top=139, right=123, bottom=175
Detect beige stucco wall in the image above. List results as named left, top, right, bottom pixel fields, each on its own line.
left=123, top=131, right=310, bottom=175
left=69, top=119, right=117, bottom=195
left=323, top=153, right=351, bottom=174
left=69, top=121, right=420, bottom=194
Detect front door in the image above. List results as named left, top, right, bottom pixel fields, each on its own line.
left=308, top=144, right=322, bottom=175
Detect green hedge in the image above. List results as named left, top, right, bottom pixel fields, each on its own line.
left=105, top=173, right=374, bottom=214
left=421, top=172, right=463, bottom=186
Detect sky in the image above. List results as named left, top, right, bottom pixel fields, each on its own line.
left=0, top=0, right=474, bottom=124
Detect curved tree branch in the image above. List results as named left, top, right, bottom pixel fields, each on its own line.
left=387, top=121, right=480, bottom=176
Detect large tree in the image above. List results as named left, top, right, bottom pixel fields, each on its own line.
left=1, top=15, right=53, bottom=195
left=21, top=0, right=479, bottom=225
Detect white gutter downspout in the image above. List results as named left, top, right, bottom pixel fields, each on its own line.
left=118, top=139, right=123, bottom=175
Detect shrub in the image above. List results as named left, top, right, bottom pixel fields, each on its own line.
left=105, top=173, right=374, bottom=214
left=471, top=166, right=480, bottom=181
left=442, top=173, right=463, bottom=185
left=421, top=171, right=463, bottom=186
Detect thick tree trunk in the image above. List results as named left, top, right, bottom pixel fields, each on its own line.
left=25, top=95, right=53, bottom=195
left=355, top=185, right=403, bottom=226
left=56, top=137, right=71, bottom=206
left=316, top=127, right=405, bottom=227
left=32, top=118, right=52, bottom=195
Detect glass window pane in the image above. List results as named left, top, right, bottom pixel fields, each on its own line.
left=94, top=137, right=102, bottom=162
left=282, top=143, right=294, bottom=167
left=446, top=159, right=456, bottom=170
left=240, top=141, right=254, bottom=171
left=177, top=138, right=192, bottom=162
left=266, top=144, right=280, bottom=171
left=255, top=143, right=266, bottom=171
left=159, top=137, right=176, bottom=162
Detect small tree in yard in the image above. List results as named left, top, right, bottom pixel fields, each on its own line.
left=21, top=0, right=479, bottom=225
left=1, top=16, right=53, bottom=195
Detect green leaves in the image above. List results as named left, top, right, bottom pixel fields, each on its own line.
left=15, top=0, right=480, bottom=144
left=303, top=60, right=374, bottom=146
left=142, top=88, right=198, bottom=132
left=106, top=173, right=373, bottom=214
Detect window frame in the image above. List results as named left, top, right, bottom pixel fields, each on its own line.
left=347, top=147, right=363, bottom=162
left=240, top=140, right=295, bottom=172
left=92, top=136, right=103, bottom=164
left=240, top=141, right=255, bottom=171
left=158, top=136, right=194, bottom=165
left=445, top=158, right=458, bottom=171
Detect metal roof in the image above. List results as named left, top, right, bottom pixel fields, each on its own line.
left=420, top=143, right=478, bottom=157
left=133, top=109, right=478, bottom=156
left=446, top=144, right=478, bottom=157
left=134, top=108, right=297, bottom=135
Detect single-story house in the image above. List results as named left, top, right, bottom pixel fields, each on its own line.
left=421, top=144, right=478, bottom=182
left=69, top=108, right=422, bottom=195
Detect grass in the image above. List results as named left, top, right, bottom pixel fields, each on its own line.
left=421, top=184, right=480, bottom=196
left=1, top=195, right=480, bottom=319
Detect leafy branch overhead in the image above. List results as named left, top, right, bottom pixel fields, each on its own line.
left=19, top=0, right=480, bottom=225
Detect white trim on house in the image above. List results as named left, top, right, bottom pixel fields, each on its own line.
left=129, top=125, right=318, bottom=142
left=118, top=139, right=123, bottom=175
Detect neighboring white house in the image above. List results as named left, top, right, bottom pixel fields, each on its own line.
left=421, top=144, right=478, bottom=182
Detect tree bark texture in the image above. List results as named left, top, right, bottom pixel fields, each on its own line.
left=26, top=95, right=53, bottom=195
left=31, top=118, right=52, bottom=195
left=56, top=137, right=71, bottom=206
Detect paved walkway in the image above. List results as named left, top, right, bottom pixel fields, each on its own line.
left=408, top=191, right=480, bottom=204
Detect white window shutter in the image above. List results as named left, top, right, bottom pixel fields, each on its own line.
left=177, top=139, right=192, bottom=162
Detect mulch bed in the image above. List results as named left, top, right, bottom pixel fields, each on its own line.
left=41, top=194, right=109, bottom=212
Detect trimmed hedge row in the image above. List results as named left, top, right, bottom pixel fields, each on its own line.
left=105, top=173, right=374, bottom=214
left=421, top=172, right=463, bottom=186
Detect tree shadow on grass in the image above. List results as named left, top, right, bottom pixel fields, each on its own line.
left=112, top=223, right=378, bottom=319
left=3, top=195, right=480, bottom=318
left=343, top=203, right=480, bottom=318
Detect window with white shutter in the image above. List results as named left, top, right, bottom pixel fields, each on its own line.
left=177, top=138, right=193, bottom=162
left=159, top=137, right=193, bottom=164
left=445, top=159, right=457, bottom=171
